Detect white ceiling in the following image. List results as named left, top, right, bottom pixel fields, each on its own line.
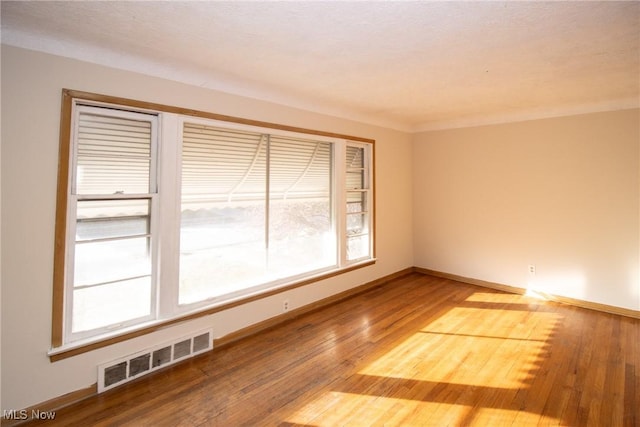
left=2, top=1, right=639, bottom=132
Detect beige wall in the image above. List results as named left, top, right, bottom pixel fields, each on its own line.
left=413, top=110, right=640, bottom=311
left=0, top=46, right=414, bottom=410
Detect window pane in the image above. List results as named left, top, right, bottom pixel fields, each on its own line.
left=76, top=157, right=150, bottom=195
left=180, top=124, right=267, bottom=304
left=268, top=137, right=335, bottom=278
left=346, top=145, right=364, bottom=169
left=74, top=237, right=151, bottom=287
left=179, top=204, right=267, bottom=304
left=345, top=144, right=371, bottom=262
left=72, top=277, right=151, bottom=332
left=76, top=112, right=152, bottom=195
left=268, top=199, right=335, bottom=278
left=76, top=199, right=150, bottom=241
left=181, top=124, right=265, bottom=202
left=347, top=235, right=370, bottom=261
left=347, top=191, right=366, bottom=213
left=347, top=213, right=368, bottom=235
left=179, top=126, right=337, bottom=305
left=269, top=136, right=332, bottom=198
left=346, top=171, right=364, bottom=190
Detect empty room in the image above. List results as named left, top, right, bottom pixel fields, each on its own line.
left=1, top=1, right=638, bottom=425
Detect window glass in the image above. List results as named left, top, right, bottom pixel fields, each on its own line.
left=267, top=136, right=335, bottom=280
left=346, top=234, right=370, bottom=260
left=179, top=124, right=267, bottom=304
left=75, top=113, right=152, bottom=195
left=345, top=145, right=370, bottom=261
left=72, top=277, right=152, bottom=332
left=346, top=191, right=366, bottom=213
left=179, top=125, right=336, bottom=305
left=76, top=199, right=150, bottom=241
left=74, top=237, right=151, bottom=287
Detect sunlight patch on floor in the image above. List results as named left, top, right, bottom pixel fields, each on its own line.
left=285, top=392, right=474, bottom=426
left=286, top=293, right=564, bottom=426
left=464, top=292, right=530, bottom=303
left=462, top=406, right=561, bottom=426
left=360, top=307, right=561, bottom=389
left=285, top=392, right=560, bottom=426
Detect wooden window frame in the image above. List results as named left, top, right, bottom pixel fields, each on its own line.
left=51, top=89, right=376, bottom=361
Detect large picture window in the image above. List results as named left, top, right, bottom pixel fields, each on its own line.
left=180, top=124, right=335, bottom=304
left=52, top=90, right=374, bottom=354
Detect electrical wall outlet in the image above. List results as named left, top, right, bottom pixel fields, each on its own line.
left=528, top=264, right=536, bottom=275
left=283, top=300, right=290, bottom=312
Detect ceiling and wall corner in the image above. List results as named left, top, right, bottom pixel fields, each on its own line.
left=1, top=1, right=638, bottom=132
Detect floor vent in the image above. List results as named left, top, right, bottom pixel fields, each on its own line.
left=97, top=329, right=213, bottom=393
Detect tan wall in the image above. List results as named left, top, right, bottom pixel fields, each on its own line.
left=0, top=46, right=414, bottom=410
left=2, top=43, right=638, bottom=412
left=413, top=110, right=640, bottom=310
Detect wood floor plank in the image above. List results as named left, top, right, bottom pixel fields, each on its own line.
left=16, top=273, right=640, bottom=426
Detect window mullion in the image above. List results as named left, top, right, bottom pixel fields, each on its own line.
left=265, top=134, right=271, bottom=253
left=157, top=113, right=182, bottom=318
left=336, top=142, right=348, bottom=266
left=147, top=115, right=160, bottom=327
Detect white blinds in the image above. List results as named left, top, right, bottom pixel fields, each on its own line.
left=345, top=145, right=364, bottom=190
left=75, top=112, right=153, bottom=195
left=270, top=134, right=331, bottom=200
left=182, top=124, right=266, bottom=204
left=182, top=123, right=332, bottom=206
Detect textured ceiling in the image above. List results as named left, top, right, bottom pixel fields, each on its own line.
left=2, top=1, right=639, bottom=131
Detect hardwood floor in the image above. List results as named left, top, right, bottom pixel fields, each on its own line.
left=23, top=273, right=640, bottom=426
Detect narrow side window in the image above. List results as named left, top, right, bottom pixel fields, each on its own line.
left=62, top=104, right=159, bottom=344
left=345, top=143, right=373, bottom=262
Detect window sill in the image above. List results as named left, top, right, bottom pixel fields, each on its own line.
left=48, top=258, right=376, bottom=361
